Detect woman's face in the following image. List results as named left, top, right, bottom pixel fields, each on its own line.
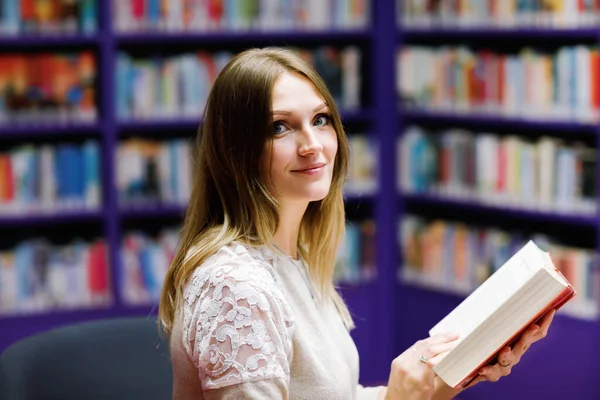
left=260, top=72, right=338, bottom=205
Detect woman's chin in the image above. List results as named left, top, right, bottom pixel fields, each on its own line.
left=306, top=188, right=333, bottom=202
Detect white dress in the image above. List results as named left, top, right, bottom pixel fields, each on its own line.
left=169, top=241, right=384, bottom=399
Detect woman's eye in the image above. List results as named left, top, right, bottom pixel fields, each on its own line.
left=314, top=114, right=330, bottom=127
left=272, top=121, right=286, bottom=134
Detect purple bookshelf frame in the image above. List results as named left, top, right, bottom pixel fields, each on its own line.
left=115, top=29, right=372, bottom=45
left=0, top=123, right=101, bottom=138
left=403, top=109, right=598, bottom=134
left=116, top=110, right=372, bottom=133
left=0, top=35, right=99, bottom=47
left=117, top=119, right=200, bottom=133
left=402, top=193, right=598, bottom=227
left=0, top=209, right=104, bottom=226
left=119, top=204, right=187, bottom=219
left=401, top=27, right=600, bottom=40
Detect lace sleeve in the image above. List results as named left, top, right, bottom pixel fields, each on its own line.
left=182, top=244, right=295, bottom=391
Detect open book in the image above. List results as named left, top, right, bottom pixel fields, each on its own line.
left=429, top=240, right=576, bottom=389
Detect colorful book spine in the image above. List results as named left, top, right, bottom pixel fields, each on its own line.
left=117, top=139, right=192, bottom=208
left=0, top=52, right=98, bottom=126
left=400, top=0, right=600, bottom=28
left=398, top=45, right=600, bottom=123
left=398, top=126, right=597, bottom=215
left=0, top=140, right=101, bottom=214
left=112, top=0, right=368, bottom=32
left=0, top=238, right=110, bottom=315
left=334, top=220, right=377, bottom=284
left=398, top=215, right=599, bottom=321
left=120, top=229, right=178, bottom=306
left=116, top=46, right=362, bottom=121
left=0, top=0, right=97, bottom=35
left=345, top=135, right=378, bottom=196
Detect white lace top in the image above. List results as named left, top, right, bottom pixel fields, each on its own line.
left=169, top=241, right=384, bottom=400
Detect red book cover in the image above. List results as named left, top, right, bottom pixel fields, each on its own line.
left=439, top=139, right=450, bottom=188
left=466, top=61, right=477, bottom=107
left=22, top=0, right=35, bottom=25
left=497, top=55, right=505, bottom=106
left=0, top=155, right=8, bottom=203
left=496, top=140, right=506, bottom=193
left=480, top=51, right=491, bottom=108
left=1, top=154, right=14, bottom=203
left=207, top=0, right=223, bottom=26
left=590, top=50, right=599, bottom=111
left=88, top=241, right=109, bottom=298
left=132, top=0, right=145, bottom=24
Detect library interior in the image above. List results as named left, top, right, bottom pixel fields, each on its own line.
left=0, top=1, right=599, bottom=399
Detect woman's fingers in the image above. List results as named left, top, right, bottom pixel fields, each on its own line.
left=458, top=310, right=557, bottom=389
left=534, top=309, right=556, bottom=341
left=462, top=373, right=486, bottom=389
left=422, top=340, right=460, bottom=366
left=496, top=346, right=512, bottom=369
left=422, top=331, right=461, bottom=345
left=510, top=323, right=539, bottom=361
left=412, top=332, right=461, bottom=367
left=477, top=348, right=513, bottom=383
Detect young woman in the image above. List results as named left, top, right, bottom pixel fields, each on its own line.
left=158, top=47, right=555, bottom=400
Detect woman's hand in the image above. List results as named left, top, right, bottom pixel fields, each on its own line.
left=384, top=331, right=460, bottom=400
left=463, top=308, right=556, bottom=389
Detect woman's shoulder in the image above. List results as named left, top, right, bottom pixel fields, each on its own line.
left=179, top=242, right=296, bottom=391
left=183, top=240, right=279, bottom=306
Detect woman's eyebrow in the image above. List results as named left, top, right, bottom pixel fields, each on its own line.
left=271, top=103, right=329, bottom=116
left=312, top=102, right=328, bottom=112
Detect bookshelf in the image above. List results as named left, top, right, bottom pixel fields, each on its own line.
left=2, top=1, right=598, bottom=397
left=403, top=109, right=599, bottom=134
left=402, top=193, right=598, bottom=227
left=115, top=30, right=371, bottom=44
left=0, top=35, right=100, bottom=48
left=0, top=0, right=389, bottom=387
left=397, top=3, right=600, bottom=400
left=401, top=27, right=600, bottom=40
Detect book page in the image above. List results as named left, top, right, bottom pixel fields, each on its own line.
left=429, top=241, right=545, bottom=339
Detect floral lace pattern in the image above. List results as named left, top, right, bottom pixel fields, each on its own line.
left=182, top=242, right=295, bottom=390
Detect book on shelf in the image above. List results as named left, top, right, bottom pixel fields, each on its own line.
left=0, top=238, right=111, bottom=315
left=399, top=0, right=600, bottom=29
left=117, top=139, right=192, bottom=208
left=428, top=240, right=575, bottom=389
left=116, top=46, right=361, bottom=121
left=0, top=51, right=97, bottom=125
left=0, top=0, right=97, bottom=36
left=398, top=126, right=597, bottom=215
left=112, top=0, right=368, bottom=33
left=121, top=229, right=178, bottom=305
left=334, top=220, right=377, bottom=284
left=397, top=45, right=600, bottom=123
left=345, top=135, right=378, bottom=196
left=0, top=141, right=101, bottom=214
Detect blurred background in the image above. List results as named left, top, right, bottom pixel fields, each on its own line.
left=0, top=0, right=599, bottom=399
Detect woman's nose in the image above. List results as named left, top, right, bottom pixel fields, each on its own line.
left=298, top=126, right=324, bottom=155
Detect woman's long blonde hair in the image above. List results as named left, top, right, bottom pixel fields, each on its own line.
left=158, top=47, right=353, bottom=334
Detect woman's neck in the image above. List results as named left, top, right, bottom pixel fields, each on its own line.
left=271, top=201, right=307, bottom=259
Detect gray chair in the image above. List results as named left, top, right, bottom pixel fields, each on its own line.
left=0, top=317, right=173, bottom=400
